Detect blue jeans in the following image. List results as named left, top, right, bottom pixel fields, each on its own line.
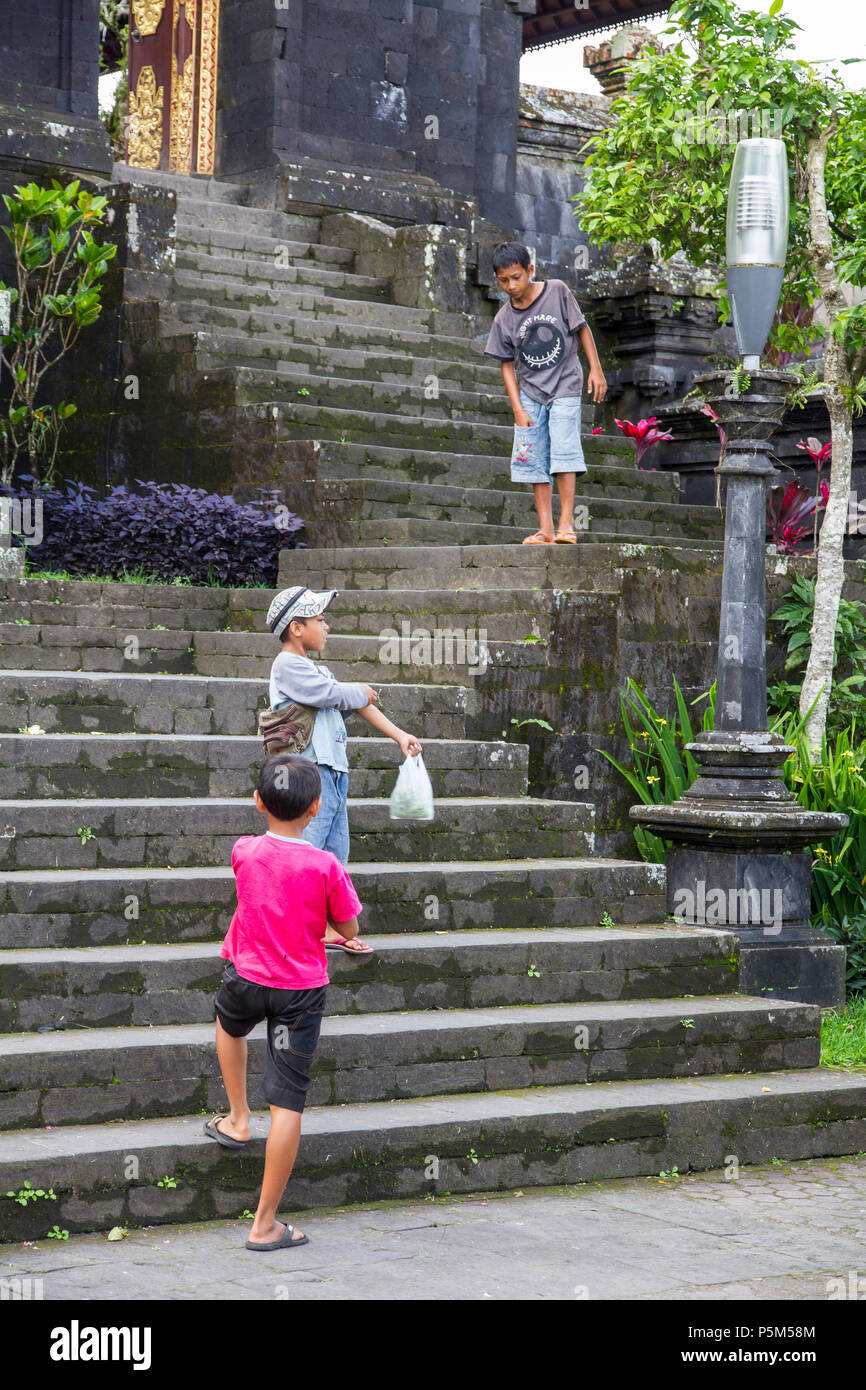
left=301, top=763, right=349, bottom=864
left=510, top=386, right=587, bottom=483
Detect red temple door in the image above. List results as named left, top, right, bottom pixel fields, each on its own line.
left=126, top=1, right=221, bottom=175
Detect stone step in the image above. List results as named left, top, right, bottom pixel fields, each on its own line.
left=271, top=398, right=603, bottom=451
left=277, top=540, right=719, bottom=593
left=0, top=796, right=594, bottom=871
left=316, top=478, right=723, bottom=543
left=190, top=630, right=545, bottom=683
left=0, top=578, right=615, bottom=642
left=171, top=268, right=473, bottom=339
left=2, top=1069, right=863, bottom=1239
left=175, top=198, right=322, bottom=240
left=0, top=732, right=528, bottom=801
left=0, top=671, right=473, bottom=740
left=0, top=624, right=541, bottom=680
left=349, top=517, right=724, bottom=550
left=0, top=858, right=665, bottom=947
left=189, top=328, right=504, bottom=391
left=221, top=588, right=554, bottom=641
left=310, top=437, right=681, bottom=501
left=174, top=224, right=356, bottom=270
left=0, top=578, right=561, bottom=636
left=230, top=361, right=515, bottom=422
left=112, top=164, right=252, bottom=206
left=0, top=921, right=739, bottom=1035
left=0, top=992, right=813, bottom=1129
left=174, top=246, right=392, bottom=301
left=164, top=300, right=496, bottom=366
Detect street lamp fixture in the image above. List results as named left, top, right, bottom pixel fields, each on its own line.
left=725, top=138, right=790, bottom=371
left=629, top=136, right=848, bottom=1006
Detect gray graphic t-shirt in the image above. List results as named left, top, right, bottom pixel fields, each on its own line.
left=484, top=279, right=586, bottom=403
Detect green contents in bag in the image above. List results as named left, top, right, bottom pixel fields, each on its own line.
left=389, top=753, right=435, bottom=821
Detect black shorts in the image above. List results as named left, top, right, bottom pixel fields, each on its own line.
left=214, top=961, right=327, bottom=1113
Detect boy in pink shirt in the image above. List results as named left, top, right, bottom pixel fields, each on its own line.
left=207, top=753, right=362, bottom=1251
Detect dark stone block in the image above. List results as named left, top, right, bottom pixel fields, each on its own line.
left=739, top=941, right=846, bottom=1007
left=385, top=49, right=409, bottom=84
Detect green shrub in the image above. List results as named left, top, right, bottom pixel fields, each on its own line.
left=783, top=726, right=866, bottom=993
left=600, top=676, right=715, bottom=863
left=768, top=572, right=866, bottom=739
left=605, top=681, right=866, bottom=993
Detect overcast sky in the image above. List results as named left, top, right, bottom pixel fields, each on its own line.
left=520, top=0, right=866, bottom=94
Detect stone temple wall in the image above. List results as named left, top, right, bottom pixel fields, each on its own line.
left=0, top=0, right=110, bottom=186
left=217, top=0, right=526, bottom=231
left=514, top=83, right=611, bottom=284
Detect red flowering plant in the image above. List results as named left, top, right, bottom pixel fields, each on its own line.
left=767, top=478, right=828, bottom=554
left=700, top=403, right=728, bottom=507
left=613, top=417, right=674, bottom=471
left=796, top=436, right=832, bottom=551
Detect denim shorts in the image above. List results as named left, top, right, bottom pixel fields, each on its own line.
left=214, top=962, right=327, bottom=1113
left=510, top=386, right=587, bottom=483
left=300, top=764, right=349, bottom=865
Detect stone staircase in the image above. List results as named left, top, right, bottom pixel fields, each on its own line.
left=1, top=570, right=865, bottom=1239
left=1, top=174, right=865, bottom=1240
left=114, top=165, right=725, bottom=549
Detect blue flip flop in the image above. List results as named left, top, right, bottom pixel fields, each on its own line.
left=245, top=1221, right=309, bottom=1252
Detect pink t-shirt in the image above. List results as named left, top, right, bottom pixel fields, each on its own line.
left=221, top=833, right=363, bottom=989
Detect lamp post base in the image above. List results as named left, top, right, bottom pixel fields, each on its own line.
left=631, top=735, right=848, bottom=1006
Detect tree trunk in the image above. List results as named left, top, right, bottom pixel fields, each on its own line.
left=798, top=124, right=854, bottom=757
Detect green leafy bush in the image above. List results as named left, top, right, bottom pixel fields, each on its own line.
left=768, top=572, right=866, bottom=739
left=600, top=676, right=715, bottom=863
left=604, top=678, right=866, bottom=994
left=0, top=180, right=116, bottom=484
left=783, top=726, right=866, bottom=993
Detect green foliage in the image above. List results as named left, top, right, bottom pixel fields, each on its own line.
left=783, top=726, right=866, bottom=993
left=0, top=181, right=116, bottom=485
left=99, top=3, right=129, bottom=160
left=574, top=0, right=866, bottom=369
left=605, top=670, right=866, bottom=993
left=6, top=1181, right=57, bottom=1206
left=599, top=676, right=715, bottom=862
left=820, top=995, right=866, bottom=1069
left=768, top=573, right=866, bottom=738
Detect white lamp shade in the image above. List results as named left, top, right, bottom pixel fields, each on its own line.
left=725, top=138, right=790, bottom=361
left=725, top=138, right=789, bottom=269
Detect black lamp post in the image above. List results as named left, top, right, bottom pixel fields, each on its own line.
left=631, top=139, right=848, bottom=1005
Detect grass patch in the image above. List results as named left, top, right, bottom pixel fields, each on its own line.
left=23, top=565, right=271, bottom=589
left=820, top=996, right=866, bottom=1070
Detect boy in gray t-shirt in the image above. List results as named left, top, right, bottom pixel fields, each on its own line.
left=484, top=241, right=608, bottom=545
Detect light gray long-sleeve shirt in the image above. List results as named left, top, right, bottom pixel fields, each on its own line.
left=269, top=651, right=370, bottom=773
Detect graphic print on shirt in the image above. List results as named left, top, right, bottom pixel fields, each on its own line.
left=518, top=315, right=566, bottom=374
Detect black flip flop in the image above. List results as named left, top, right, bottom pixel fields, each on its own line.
left=204, top=1115, right=251, bottom=1150
left=245, top=1221, right=309, bottom=1252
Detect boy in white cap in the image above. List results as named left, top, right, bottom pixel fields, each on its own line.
left=265, top=586, right=423, bottom=955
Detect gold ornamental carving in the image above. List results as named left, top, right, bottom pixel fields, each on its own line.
left=131, top=0, right=167, bottom=36
left=196, top=0, right=220, bottom=174
left=169, top=0, right=196, bottom=175
left=169, top=51, right=195, bottom=173
left=127, top=66, right=164, bottom=169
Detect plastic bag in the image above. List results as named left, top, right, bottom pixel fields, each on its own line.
left=389, top=752, right=435, bottom=821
